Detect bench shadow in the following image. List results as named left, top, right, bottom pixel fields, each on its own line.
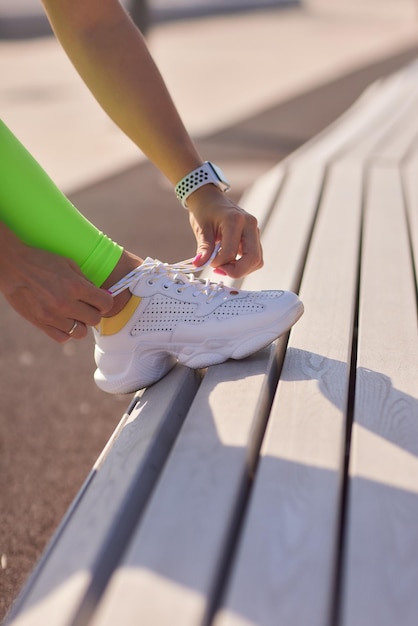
left=282, top=347, right=418, bottom=457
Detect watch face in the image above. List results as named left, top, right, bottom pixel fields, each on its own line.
left=207, top=162, right=231, bottom=191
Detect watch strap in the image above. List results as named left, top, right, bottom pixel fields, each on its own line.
left=175, top=161, right=230, bottom=208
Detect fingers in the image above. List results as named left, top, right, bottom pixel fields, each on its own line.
left=192, top=236, right=216, bottom=268
left=31, top=284, right=111, bottom=343
left=217, top=216, right=264, bottom=279
left=68, top=261, right=114, bottom=316
left=12, top=272, right=112, bottom=343
left=40, top=262, right=114, bottom=341
left=212, top=211, right=244, bottom=269
left=192, top=205, right=263, bottom=278
left=63, top=318, right=88, bottom=340
left=38, top=293, right=108, bottom=343
left=0, top=243, right=115, bottom=344
left=82, top=284, right=114, bottom=316
left=43, top=320, right=88, bottom=344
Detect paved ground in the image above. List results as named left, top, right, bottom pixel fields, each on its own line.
left=1, top=0, right=418, bottom=621
left=0, top=0, right=288, bottom=38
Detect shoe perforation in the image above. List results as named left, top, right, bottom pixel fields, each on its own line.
left=129, top=291, right=276, bottom=335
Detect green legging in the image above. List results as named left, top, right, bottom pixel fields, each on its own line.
left=0, top=120, right=123, bottom=287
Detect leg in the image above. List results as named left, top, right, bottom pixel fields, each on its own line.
left=0, top=120, right=123, bottom=287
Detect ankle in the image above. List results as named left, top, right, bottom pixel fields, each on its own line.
left=101, top=250, right=143, bottom=318
left=101, top=250, right=143, bottom=289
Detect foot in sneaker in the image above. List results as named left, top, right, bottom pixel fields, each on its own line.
left=93, top=247, right=304, bottom=394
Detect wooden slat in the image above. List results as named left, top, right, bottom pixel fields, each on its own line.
left=337, top=85, right=418, bottom=164
left=341, top=165, right=418, bottom=626
left=213, top=158, right=363, bottom=626
left=238, top=161, right=285, bottom=232
left=402, top=141, right=418, bottom=285
left=372, top=111, right=418, bottom=164
left=288, top=65, right=418, bottom=166
left=368, top=87, right=418, bottom=163
left=242, top=162, right=325, bottom=293
left=6, top=366, right=202, bottom=626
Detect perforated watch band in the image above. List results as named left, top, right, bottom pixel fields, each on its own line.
left=175, top=161, right=230, bottom=208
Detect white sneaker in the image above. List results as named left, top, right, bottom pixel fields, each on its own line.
left=94, top=247, right=304, bottom=394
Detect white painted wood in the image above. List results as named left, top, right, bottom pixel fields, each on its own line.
left=6, top=366, right=201, bottom=626
left=213, top=159, right=363, bottom=626
left=238, top=161, right=285, bottom=233
left=91, top=344, right=289, bottom=626
left=242, top=162, right=325, bottom=293
left=371, top=101, right=418, bottom=163
left=341, top=165, right=418, bottom=626
left=338, top=83, right=418, bottom=163
left=402, top=142, right=418, bottom=283
left=288, top=64, right=418, bottom=166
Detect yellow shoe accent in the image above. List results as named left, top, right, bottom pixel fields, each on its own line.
left=98, top=295, right=141, bottom=336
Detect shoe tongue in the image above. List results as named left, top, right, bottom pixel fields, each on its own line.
left=138, top=257, right=184, bottom=281
left=142, top=256, right=158, bottom=265
left=136, top=257, right=163, bottom=275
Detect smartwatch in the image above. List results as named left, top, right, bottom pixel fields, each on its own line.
left=175, top=161, right=231, bottom=208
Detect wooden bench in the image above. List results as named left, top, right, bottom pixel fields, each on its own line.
left=5, top=60, right=418, bottom=626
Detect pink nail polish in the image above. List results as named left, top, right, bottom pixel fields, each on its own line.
left=214, top=268, right=227, bottom=276
left=193, top=253, right=203, bottom=264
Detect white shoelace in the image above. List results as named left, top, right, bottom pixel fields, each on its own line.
left=108, top=243, right=225, bottom=301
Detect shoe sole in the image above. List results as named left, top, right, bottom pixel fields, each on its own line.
left=95, top=297, right=304, bottom=394
left=177, top=298, right=304, bottom=369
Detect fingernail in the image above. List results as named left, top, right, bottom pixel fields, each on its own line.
left=214, top=268, right=227, bottom=276
left=193, top=253, right=203, bottom=264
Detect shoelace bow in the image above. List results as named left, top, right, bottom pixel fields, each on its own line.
left=108, top=243, right=225, bottom=301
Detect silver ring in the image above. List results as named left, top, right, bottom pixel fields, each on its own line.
left=67, top=320, right=78, bottom=336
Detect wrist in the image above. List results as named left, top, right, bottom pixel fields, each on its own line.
left=185, top=183, right=226, bottom=211
left=174, top=161, right=230, bottom=208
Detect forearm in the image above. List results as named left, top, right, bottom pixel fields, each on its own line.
left=40, top=0, right=263, bottom=277
left=41, top=0, right=203, bottom=184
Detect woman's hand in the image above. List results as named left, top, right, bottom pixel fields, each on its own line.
left=0, top=225, right=113, bottom=343
left=186, top=185, right=263, bottom=278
